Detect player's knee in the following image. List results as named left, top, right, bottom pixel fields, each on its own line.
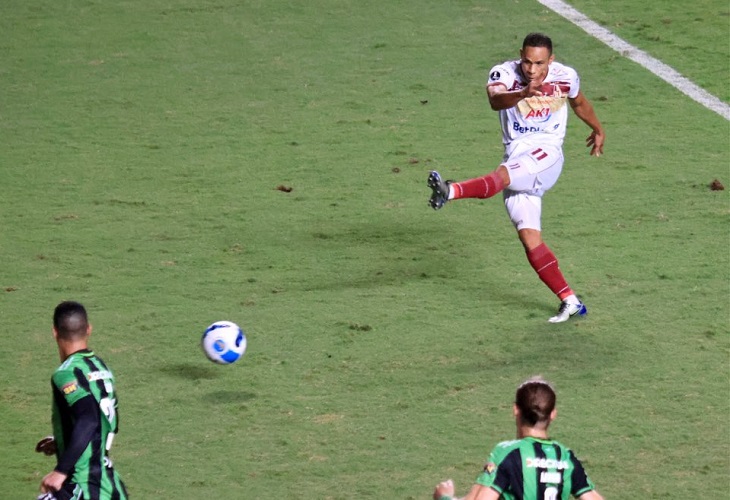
left=518, top=229, right=543, bottom=251
left=497, top=165, right=511, bottom=186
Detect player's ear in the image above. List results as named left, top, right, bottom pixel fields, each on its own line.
left=513, top=404, right=520, bottom=418
left=52, top=327, right=59, bottom=340
left=549, top=408, right=557, bottom=421
left=548, top=53, right=555, bottom=65
left=86, top=323, right=93, bottom=338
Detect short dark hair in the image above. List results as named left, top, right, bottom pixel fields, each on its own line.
left=515, top=377, right=556, bottom=427
left=522, top=32, right=553, bottom=54
left=53, top=301, right=89, bottom=340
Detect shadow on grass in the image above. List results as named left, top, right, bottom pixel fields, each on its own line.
left=202, top=390, right=257, bottom=404
left=157, top=364, right=257, bottom=404
left=160, top=363, right=220, bottom=380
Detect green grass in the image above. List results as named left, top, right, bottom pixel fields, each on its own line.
left=1, top=0, right=728, bottom=498
left=566, top=0, right=730, bottom=102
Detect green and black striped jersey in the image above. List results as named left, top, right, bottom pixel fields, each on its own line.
left=475, top=437, right=595, bottom=499
left=51, top=349, right=128, bottom=499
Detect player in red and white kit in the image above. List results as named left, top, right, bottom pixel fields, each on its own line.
left=428, top=32, right=605, bottom=323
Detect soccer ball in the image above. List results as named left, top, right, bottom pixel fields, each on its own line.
left=201, top=321, right=247, bottom=365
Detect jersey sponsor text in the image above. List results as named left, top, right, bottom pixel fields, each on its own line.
left=525, top=457, right=571, bottom=469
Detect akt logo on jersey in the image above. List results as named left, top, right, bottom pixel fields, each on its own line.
left=517, top=81, right=572, bottom=122
left=524, top=107, right=551, bottom=119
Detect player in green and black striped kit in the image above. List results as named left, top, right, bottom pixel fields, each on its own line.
left=36, top=301, right=128, bottom=500
left=433, top=378, right=603, bottom=500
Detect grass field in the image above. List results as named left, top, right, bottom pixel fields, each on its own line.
left=1, top=0, right=728, bottom=498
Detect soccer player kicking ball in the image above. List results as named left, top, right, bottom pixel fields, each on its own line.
left=428, top=32, right=605, bottom=323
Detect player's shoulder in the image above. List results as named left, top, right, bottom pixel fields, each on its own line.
left=492, top=439, right=521, bottom=453
left=57, top=350, right=93, bottom=369
left=487, top=439, right=524, bottom=465
left=54, top=350, right=98, bottom=379
left=488, top=59, right=520, bottom=83
left=548, top=61, right=579, bottom=80
left=52, top=360, right=81, bottom=393
left=541, top=438, right=580, bottom=460
left=545, top=437, right=572, bottom=449
left=495, top=438, right=519, bottom=447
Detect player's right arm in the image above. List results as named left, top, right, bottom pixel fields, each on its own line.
left=487, top=82, right=542, bottom=110
left=432, top=480, right=500, bottom=500
left=569, top=449, right=603, bottom=500
left=39, top=390, right=99, bottom=494
left=460, top=483, right=501, bottom=500
left=54, top=396, right=100, bottom=474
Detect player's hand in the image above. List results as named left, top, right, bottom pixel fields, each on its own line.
left=521, top=79, right=544, bottom=98
left=35, top=436, right=57, bottom=456
left=434, top=479, right=456, bottom=499
left=586, top=130, right=605, bottom=157
left=40, top=470, right=67, bottom=494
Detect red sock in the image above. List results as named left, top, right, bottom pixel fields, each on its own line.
left=526, top=243, right=574, bottom=300
left=451, top=171, right=505, bottom=199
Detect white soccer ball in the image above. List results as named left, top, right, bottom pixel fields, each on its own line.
left=201, top=321, right=247, bottom=365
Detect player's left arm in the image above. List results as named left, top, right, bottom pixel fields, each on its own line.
left=569, top=91, right=605, bottom=156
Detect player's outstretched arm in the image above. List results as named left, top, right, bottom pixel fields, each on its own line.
left=487, top=81, right=543, bottom=111
left=569, top=91, right=605, bottom=156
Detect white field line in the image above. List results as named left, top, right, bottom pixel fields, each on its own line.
left=537, top=0, right=730, bottom=120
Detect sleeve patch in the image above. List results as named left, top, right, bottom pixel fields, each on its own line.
left=62, top=382, right=78, bottom=395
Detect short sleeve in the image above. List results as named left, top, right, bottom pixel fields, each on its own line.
left=475, top=446, right=519, bottom=495
left=52, top=369, right=91, bottom=406
left=475, top=448, right=500, bottom=487
left=569, top=450, right=596, bottom=496
left=487, top=64, right=515, bottom=89
left=567, top=67, right=580, bottom=99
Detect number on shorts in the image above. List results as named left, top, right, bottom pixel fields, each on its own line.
left=530, top=148, right=549, bottom=161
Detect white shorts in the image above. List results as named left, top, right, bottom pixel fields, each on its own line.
left=501, top=142, right=564, bottom=231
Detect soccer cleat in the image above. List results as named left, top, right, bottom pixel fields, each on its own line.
left=548, top=300, right=587, bottom=323
left=428, top=170, right=450, bottom=210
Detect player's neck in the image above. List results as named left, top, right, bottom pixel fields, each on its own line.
left=58, top=341, right=89, bottom=361
left=518, top=426, right=550, bottom=440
